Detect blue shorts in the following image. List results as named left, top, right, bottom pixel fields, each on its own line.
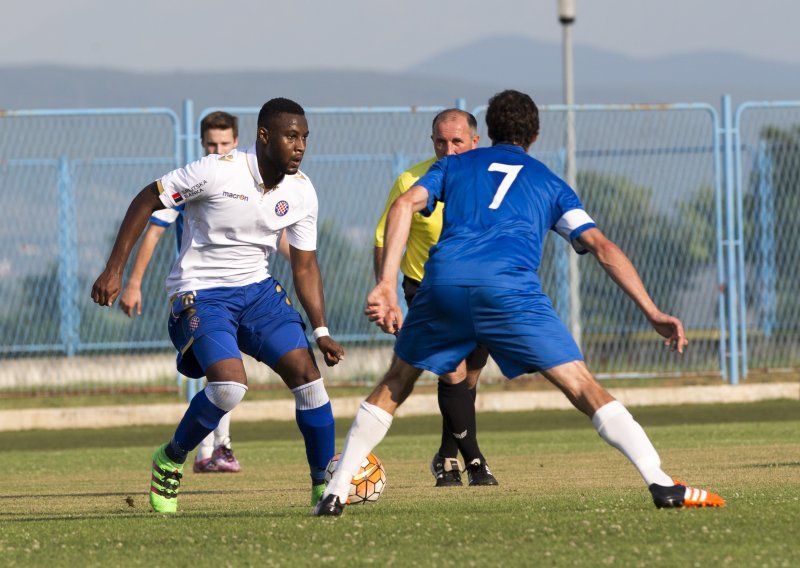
left=394, top=285, right=583, bottom=378
left=167, top=278, right=308, bottom=378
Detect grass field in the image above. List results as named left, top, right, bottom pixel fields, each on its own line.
left=1, top=400, right=798, bottom=567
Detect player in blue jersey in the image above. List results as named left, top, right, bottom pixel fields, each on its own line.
left=93, top=98, right=344, bottom=513
left=315, top=89, right=725, bottom=516
left=119, top=111, right=246, bottom=474
left=373, top=109, right=496, bottom=487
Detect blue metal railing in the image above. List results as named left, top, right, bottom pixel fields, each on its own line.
left=2, top=97, right=800, bottom=389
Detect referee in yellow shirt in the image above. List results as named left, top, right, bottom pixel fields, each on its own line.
left=373, top=109, right=498, bottom=487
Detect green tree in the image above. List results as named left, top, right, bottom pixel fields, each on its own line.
left=573, top=171, right=715, bottom=332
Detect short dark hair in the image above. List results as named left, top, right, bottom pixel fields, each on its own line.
left=431, top=108, right=478, bottom=135
left=200, top=111, right=238, bottom=139
left=485, top=90, right=539, bottom=145
left=257, top=98, right=305, bottom=129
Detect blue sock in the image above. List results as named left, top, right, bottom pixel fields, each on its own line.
left=167, top=390, right=227, bottom=463
left=295, top=401, right=335, bottom=483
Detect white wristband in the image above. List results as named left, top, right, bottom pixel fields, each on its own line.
left=312, top=327, right=330, bottom=341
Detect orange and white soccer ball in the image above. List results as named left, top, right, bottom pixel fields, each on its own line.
left=324, top=452, right=386, bottom=504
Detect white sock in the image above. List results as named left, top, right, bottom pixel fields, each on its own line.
left=197, top=432, right=214, bottom=461
left=591, top=401, right=673, bottom=487
left=196, top=382, right=245, bottom=462
left=290, top=377, right=330, bottom=410
left=325, top=401, right=393, bottom=503
left=214, top=413, right=232, bottom=448
left=205, top=381, right=248, bottom=412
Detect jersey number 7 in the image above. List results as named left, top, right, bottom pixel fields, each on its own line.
left=487, top=163, right=523, bottom=209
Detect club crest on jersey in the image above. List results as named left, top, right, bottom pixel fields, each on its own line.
left=275, top=200, right=289, bottom=216
left=188, top=315, right=200, bottom=333
left=171, top=192, right=184, bottom=204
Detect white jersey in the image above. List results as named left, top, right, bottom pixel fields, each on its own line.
left=157, top=145, right=318, bottom=295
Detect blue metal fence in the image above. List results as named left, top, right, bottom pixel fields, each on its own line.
left=733, top=101, right=800, bottom=381
left=0, top=96, right=797, bottom=393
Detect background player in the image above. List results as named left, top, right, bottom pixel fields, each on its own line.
left=373, top=109, right=496, bottom=487
left=315, top=89, right=724, bottom=516
left=92, top=97, right=344, bottom=513
left=119, top=111, right=245, bottom=474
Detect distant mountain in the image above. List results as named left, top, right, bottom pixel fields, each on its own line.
left=1, top=36, right=798, bottom=113
left=0, top=66, right=502, bottom=111
left=408, top=36, right=800, bottom=105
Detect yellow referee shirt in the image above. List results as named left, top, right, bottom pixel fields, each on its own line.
left=374, top=157, right=443, bottom=283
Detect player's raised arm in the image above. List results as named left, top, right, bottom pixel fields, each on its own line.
left=366, top=184, right=430, bottom=334
left=91, top=182, right=164, bottom=307
left=577, top=226, right=688, bottom=353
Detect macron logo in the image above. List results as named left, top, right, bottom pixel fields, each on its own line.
left=222, top=191, right=249, bottom=201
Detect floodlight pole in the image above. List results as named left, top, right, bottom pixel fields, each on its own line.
left=559, top=0, right=581, bottom=347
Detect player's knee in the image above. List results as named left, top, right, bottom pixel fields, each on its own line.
left=275, top=348, right=322, bottom=388
left=384, top=358, right=422, bottom=399
left=464, top=370, right=481, bottom=390
left=205, top=381, right=248, bottom=412
left=439, top=360, right=468, bottom=384
left=439, top=372, right=467, bottom=385
left=204, top=357, right=247, bottom=383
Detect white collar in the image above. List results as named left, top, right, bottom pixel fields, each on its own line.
left=244, top=145, right=265, bottom=190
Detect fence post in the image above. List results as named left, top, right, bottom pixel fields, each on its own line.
left=721, top=95, right=740, bottom=384
left=733, top=105, right=749, bottom=379
left=57, top=156, right=80, bottom=356
left=711, top=107, right=728, bottom=382
left=553, top=149, right=571, bottom=325
left=183, top=99, right=196, bottom=165
left=755, top=141, right=777, bottom=337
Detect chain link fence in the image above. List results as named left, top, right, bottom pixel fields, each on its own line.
left=1, top=98, right=796, bottom=395
left=735, top=102, right=800, bottom=375
left=474, top=103, right=723, bottom=376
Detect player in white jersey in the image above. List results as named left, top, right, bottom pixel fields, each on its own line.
left=119, top=111, right=251, bottom=473
left=92, top=98, right=344, bottom=513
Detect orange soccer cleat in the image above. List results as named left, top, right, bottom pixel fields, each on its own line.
left=649, top=480, right=726, bottom=509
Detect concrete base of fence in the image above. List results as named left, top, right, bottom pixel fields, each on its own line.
left=0, top=382, right=796, bottom=432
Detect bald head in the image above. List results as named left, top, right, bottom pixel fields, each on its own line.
left=430, top=109, right=480, bottom=159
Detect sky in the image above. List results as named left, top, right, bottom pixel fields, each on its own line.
left=2, top=0, right=799, bottom=73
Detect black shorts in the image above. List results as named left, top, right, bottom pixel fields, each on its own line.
left=401, top=275, right=421, bottom=307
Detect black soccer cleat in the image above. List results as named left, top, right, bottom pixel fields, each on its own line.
left=431, top=454, right=463, bottom=487
left=313, top=494, right=345, bottom=517
left=649, top=483, right=685, bottom=508
left=649, top=481, right=725, bottom=509
left=466, top=458, right=499, bottom=486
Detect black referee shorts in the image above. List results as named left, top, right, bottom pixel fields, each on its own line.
left=401, top=275, right=421, bottom=307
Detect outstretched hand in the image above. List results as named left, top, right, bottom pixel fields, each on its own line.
left=648, top=311, right=688, bottom=354
left=91, top=269, right=122, bottom=308
left=365, top=281, right=403, bottom=335
left=317, top=336, right=345, bottom=367
left=119, top=286, right=143, bottom=317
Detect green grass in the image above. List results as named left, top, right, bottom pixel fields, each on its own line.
left=1, top=401, right=798, bottom=567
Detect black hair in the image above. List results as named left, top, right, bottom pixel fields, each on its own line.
left=257, top=98, right=305, bottom=129
left=485, top=90, right=539, bottom=145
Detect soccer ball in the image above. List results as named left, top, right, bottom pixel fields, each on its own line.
left=324, top=452, right=386, bottom=504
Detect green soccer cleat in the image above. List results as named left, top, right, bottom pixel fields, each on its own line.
left=311, top=483, right=326, bottom=506
left=150, top=443, right=184, bottom=513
